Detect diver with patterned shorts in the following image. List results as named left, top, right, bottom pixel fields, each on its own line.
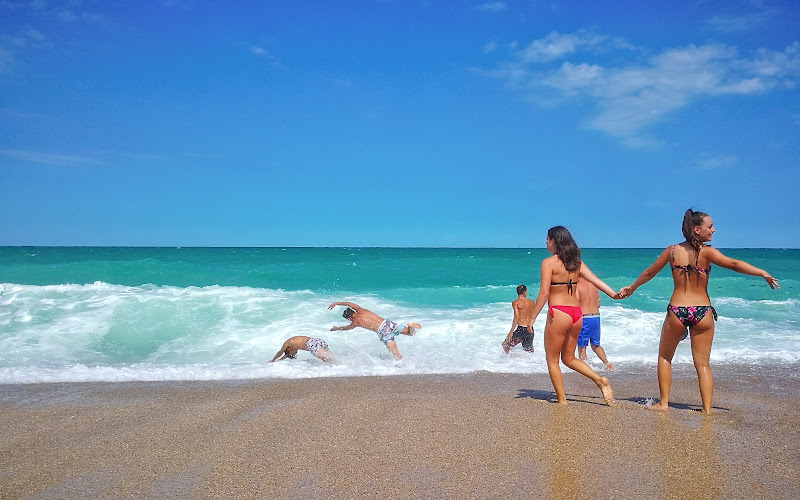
left=328, top=301, right=421, bottom=360
left=270, top=336, right=333, bottom=363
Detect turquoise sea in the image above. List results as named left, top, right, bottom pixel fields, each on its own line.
left=1, top=247, right=797, bottom=383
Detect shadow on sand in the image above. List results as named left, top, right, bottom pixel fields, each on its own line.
left=515, top=389, right=610, bottom=407
left=619, top=395, right=729, bottom=413
left=515, top=390, right=729, bottom=412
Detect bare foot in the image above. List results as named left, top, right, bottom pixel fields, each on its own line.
left=649, top=401, right=669, bottom=412
left=596, top=377, right=613, bottom=405
left=606, top=362, right=614, bottom=372
left=405, top=323, right=422, bottom=336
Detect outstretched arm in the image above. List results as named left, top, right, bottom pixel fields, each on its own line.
left=706, top=247, right=779, bottom=289
left=331, top=322, right=357, bottom=332
left=269, top=340, right=291, bottom=362
left=579, top=263, right=618, bottom=299
left=621, top=247, right=671, bottom=297
left=328, top=301, right=359, bottom=310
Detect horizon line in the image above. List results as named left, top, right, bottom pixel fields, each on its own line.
left=1, top=245, right=796, bottom=250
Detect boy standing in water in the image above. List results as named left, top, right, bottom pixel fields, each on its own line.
left=575, top=278, right=613, bottom=371
left=503, top=285, right=535, bottom=354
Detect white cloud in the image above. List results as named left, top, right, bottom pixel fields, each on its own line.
left=739, top=42, right=800, bottom=87
left=517, top=29, right=634, bottom=63
left=2, top=1, right=104, bottom=24
left=541, top=62, right=603, bottom=93
left=0, top=2, right=102, bottom=77
left=0, top=28, right=49, bottom=74
left=694, top=153, right=739, bottom=170
left=519, top=32, right=580, bottom=63
left=55, top=8, right=78, bottom=22
left=0, top=149, right=104, bottom=166
left=476, top=2, right=506, bottom=12
left=481, top=31, right=800, bottom=146
left=5, top=28, right=48, bottom=49
left=707, top=9, right=775, bottom=32
left=483, top=40, right=498, bottom=54
left=250, top=45, right=282, bottom=67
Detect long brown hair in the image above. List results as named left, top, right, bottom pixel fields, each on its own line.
left=682, top=209, right=709, bottom=251
left=547, top=226, right=581, bottom=272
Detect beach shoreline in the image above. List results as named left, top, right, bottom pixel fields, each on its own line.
left=1, top=367, right=799, bottom=499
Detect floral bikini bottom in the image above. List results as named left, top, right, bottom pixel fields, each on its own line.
left=668, top=305, right=717, bottom=327
left=668, top=305, right=718, bottom=340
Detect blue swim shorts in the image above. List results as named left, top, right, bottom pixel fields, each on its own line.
left=577, top=314, right=601, bottom=348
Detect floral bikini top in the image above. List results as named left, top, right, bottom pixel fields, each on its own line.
left=670, top=245, right=711, bottom=276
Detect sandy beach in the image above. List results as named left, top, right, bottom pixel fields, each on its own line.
left=1, top=366, right=798, bottom=499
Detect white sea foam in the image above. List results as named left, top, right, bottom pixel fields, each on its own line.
left=0, top=282, right=798, bottom=384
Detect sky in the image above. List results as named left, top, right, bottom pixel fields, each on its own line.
left=1, top=0, right=799, bottom=248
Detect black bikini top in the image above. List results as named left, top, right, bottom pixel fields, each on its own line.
left=551, top=278, right=578, bottom=295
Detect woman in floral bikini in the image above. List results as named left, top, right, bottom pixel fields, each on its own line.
left=621, top=209, right=779, bottom=414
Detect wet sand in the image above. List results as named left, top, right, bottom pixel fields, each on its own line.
left=1, top=366, right=798, bottom=499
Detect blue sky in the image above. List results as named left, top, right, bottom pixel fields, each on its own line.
left=1, top=0, right=798, bottom=248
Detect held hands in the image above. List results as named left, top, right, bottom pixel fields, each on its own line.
left=606, top=285, right=633, bottom=300
left=608, top=289, right=627, bottom=300
left=615, top=286, right=634, bottom=299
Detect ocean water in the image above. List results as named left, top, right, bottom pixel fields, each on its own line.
left=1, top=247, right=797, bottom=384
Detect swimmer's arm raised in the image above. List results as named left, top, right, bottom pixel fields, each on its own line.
left=328, top=301, right=359, bottom=310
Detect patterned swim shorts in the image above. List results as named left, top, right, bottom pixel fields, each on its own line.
left=376, top=320, right=404, bottom=344
left=305, top=337, right=329, bottom=355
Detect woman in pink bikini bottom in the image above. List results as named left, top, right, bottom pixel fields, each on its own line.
left=528, top=226, right=623, bottom=406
